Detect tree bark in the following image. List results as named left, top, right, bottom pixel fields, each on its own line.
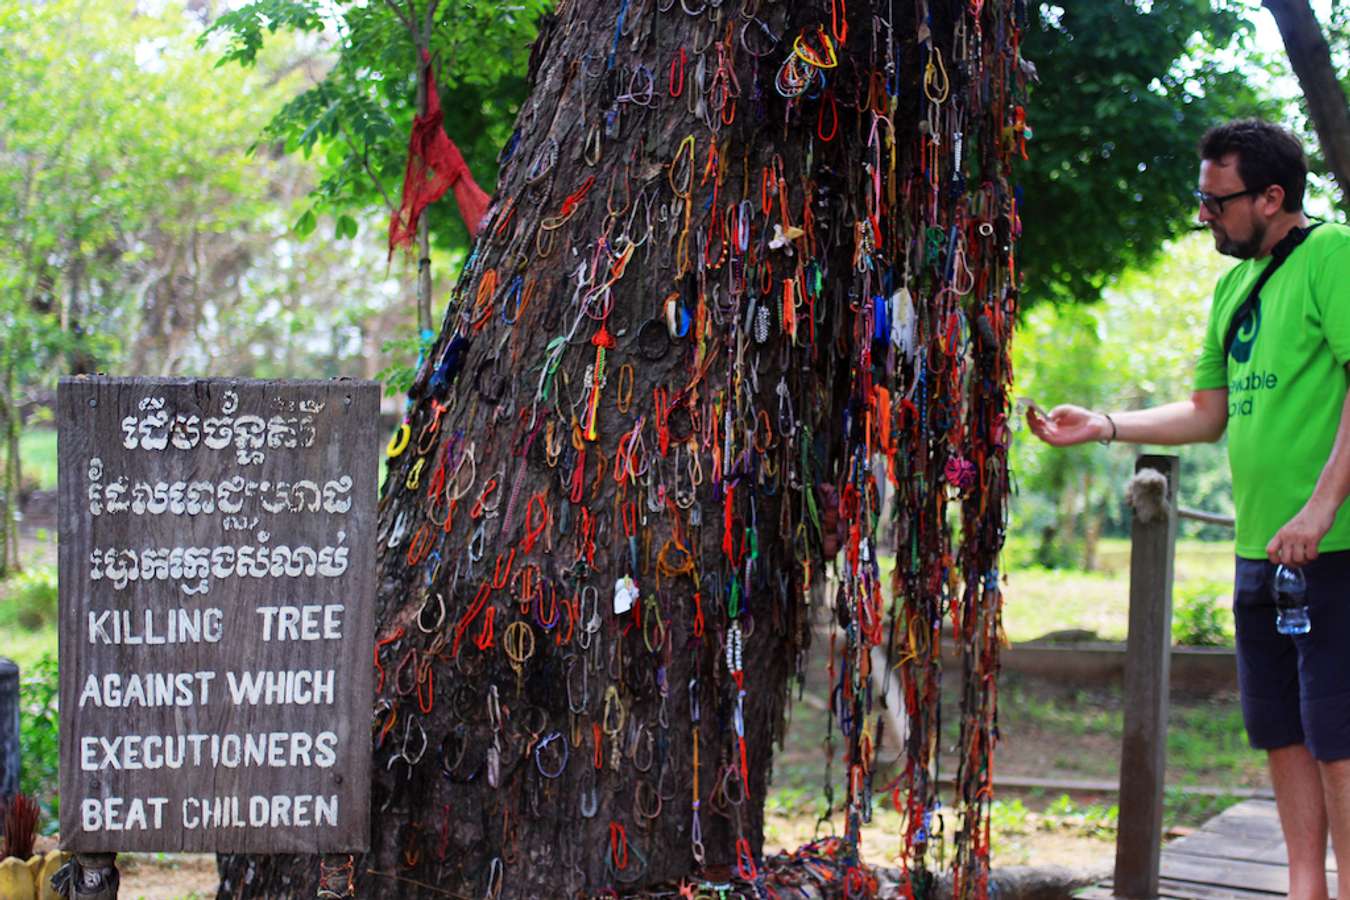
left=1264, top=0, right=1350, bottom=206
left=0, top=365, right=11, bottom=577
left=219, top=0, right=1021, bottom=896
left=5, top=389, right=17, bottom=575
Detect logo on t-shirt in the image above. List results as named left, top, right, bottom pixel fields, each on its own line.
left=1229, top=305, right=1261, bottom=363
left=1228, top=369, right=1278, bottom=418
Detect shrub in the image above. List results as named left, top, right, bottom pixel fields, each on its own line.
left=0, top=566, right=58, bottom=631
left=18, top=653, right=59, bottom=832
left=1172, top=579, right=1233, bottom=647
left=1000, top=535, right=1040, bottom=571
left=1, top=794, right=39, bottom=860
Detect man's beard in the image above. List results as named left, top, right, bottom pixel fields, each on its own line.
left=1214, top=220, right=1266, bottom=259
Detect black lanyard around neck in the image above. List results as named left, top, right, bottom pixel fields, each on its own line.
left=1222, top=222, right=1323, bottom=360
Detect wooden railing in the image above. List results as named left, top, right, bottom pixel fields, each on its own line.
left=1114, top=454, right=1234, bottom=897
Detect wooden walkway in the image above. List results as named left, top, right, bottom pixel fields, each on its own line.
left=1079, top=798, right=1339, bottom=898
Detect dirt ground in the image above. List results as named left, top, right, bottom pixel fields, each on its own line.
left=27, top=835, right=218, bottom=899
left=114, top=853, right=219, bottom=900
left=763, top=807, right=1115, bottom=873
left=760, top=633, right=1125, bottom=879
left=32, top=823, right=1108, bottom=899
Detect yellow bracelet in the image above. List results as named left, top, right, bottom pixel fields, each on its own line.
left=387, top=422, right=411, bottom=458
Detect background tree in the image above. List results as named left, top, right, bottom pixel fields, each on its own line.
left=203, top=0, right=548, bottom=268
left=0, top=0, right=418, bottom=572
left=1264, top=0, right=1350, bottom=206
left=1011, top=0, right=1350, bottom=567
left=1011, top=233, right=1240, bottom=570
left=209, top=0, right=1272, bottom=310
left=214, top=0, right=1022, bottom=896
left=1015, top=0, right=1268, bottom=305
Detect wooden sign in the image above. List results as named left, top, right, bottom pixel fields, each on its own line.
left=57, top=377, right=378, bottom=854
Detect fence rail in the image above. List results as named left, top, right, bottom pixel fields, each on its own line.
left=1177, top=506, right=1235, bottom=528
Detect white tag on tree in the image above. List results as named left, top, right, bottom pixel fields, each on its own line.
left=891, top=287, right=916, bottom=359
left=614, top=576, right=639, bottom=615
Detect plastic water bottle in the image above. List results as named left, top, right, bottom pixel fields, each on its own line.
left=1273, top=564, right=1311, bottom=636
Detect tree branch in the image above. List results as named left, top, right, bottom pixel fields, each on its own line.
left=335, top=117, right=397, bottom=214
left=380, top=0, right=415, bottom=38
left=1264, top=0, right=1350, bottom=207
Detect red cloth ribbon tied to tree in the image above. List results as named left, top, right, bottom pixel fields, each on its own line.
left=389, top=50, right=490, bottom=255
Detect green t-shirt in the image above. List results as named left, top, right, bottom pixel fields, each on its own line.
left=1194, top=223, right=1350, bottom=559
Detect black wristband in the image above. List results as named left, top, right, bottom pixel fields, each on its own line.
left=1099, top=413, right=1117, bottom=446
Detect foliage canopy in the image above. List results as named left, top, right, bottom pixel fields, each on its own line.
left=1017, top=0, right=1271, bottom=304
left=203, top=0, right=549, bottom=249
left=204, top=0, right=1276, bottom=308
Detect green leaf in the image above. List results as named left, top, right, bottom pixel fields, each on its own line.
left=294, top=207, right=317, bottom=237
left=199, top=0, right=326, bottom=67
left=336, top=214, right=358, bottom=239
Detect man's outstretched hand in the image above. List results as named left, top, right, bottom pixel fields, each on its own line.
left=1026, top=404, right=1108, bottom=447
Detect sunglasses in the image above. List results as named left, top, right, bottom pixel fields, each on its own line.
left=1194, top=187, right=1266, bottom=216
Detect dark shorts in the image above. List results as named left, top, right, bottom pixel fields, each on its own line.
left=1234, top=550, right=1350, bottom=762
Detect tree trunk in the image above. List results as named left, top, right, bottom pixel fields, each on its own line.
left=1056, top=479, right=1077, bottom=564
left=219, top=0, right=1021, bottom=896
left=0, top=360, right=20, bottom=577
left=413, top=4, right=437, bottom=339
left=0, top=367, right=10, bottom=578
left=62, top=246, right=97, bottom=376
left=1264, top=0, right=1350, bottom=207
left=6, top=393, right=17, bottom=575
left=1080, top=471, right=1098, bottom=571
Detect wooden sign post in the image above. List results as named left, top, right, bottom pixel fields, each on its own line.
left=56, top=377, right=378, bottom=872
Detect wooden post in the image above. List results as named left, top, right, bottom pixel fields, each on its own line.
left=51, top=853, right=119, bottom=898
left=0, top=657, right=17, bottom=805
left=73, top=854, right=118, bottom=898
left=1114, top=454, right=1179, bottom=898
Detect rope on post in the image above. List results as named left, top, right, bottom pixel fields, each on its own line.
left=50, top=853, right=119, bottom=899
left=1125, top=467, right=1169, bottom=525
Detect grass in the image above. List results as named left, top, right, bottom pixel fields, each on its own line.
left=1092, top=537, right=1234, bottom=581
left=1002, top=567, right=1129, bottom=642
left=880, top=537, right=1236, bottom=644
left=6, top=626, right=57, bottom=673
left=1164, top=790, right=1246, bottom=829
left=988, top=673, right=1267, bottom=790
left=1, top=563, right=58, bottom=671
left=1001, top=537, right=1235, bottom=643
left=1042, top=794, right=1119, bottom=839
left=764, top=650, right=1262, bottom=867
left=2, top=563, right=60, bottom=833
left=0, top=564, right=57, bottom=629
left=761, top=789, right=1121, bottom=870
left=1000, top=679, right=1122, bottom=740
left=18, top=653, right=59, bottom=831
left=755, top=535, right=1255, bottom=862
left=18, top=427, right=57, bottom=491
left=1169, top=702, right=1266, bottom=786
left=984, top=789, right=1242, bottom=842
left=761, top=784, right=1245, bottom=871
